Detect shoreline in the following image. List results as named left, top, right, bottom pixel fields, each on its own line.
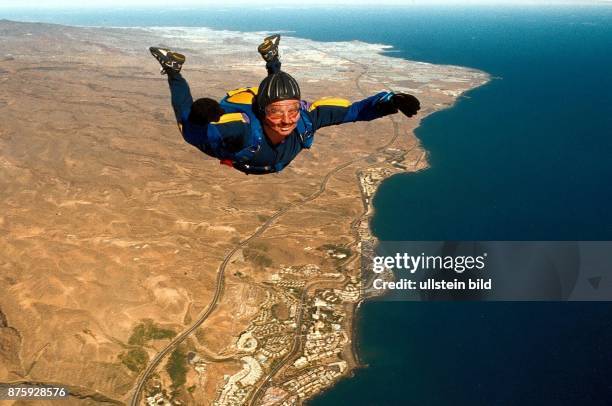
left=338, top=68, right=491, bottom=404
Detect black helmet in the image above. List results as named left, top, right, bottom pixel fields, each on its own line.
left=256, top=70, right=301, bottom=113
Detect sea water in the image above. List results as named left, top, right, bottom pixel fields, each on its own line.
left=2, top=5, right=612, bottom=405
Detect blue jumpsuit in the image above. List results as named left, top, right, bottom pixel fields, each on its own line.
left=167, top=71, right=396, bottom=175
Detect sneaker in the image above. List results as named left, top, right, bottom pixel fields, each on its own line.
left=149, top=46, right=186, bottom=75
left=257, top=34, right=281, bottom=63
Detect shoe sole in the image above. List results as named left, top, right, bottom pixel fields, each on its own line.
left=258, top=34, right=280, bottom=55
left=149, top=47, right=186, bottom=64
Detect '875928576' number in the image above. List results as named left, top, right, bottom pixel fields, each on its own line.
left=1, top=385, right=68, bottom=400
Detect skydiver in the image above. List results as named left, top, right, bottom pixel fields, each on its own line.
left=150, top=34, right=420, bottom=175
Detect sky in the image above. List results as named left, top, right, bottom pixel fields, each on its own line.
left=1, top=0, right=611, bottom=7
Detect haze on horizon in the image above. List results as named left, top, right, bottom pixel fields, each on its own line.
left=1, top=0, right=611, bottom=8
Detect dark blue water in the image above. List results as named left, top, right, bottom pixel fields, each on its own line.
left=3, top=6, right=612, bottom=405
left=311, top=301, right=612, bottom=406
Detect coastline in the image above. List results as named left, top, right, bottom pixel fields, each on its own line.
left=0, top=19, right=490, bottom=405
left=332, top=57, right=491, bottom=405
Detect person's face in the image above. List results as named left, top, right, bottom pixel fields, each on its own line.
left=263, top=99, right=301, bottom=142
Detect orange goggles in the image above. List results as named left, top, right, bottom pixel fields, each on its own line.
left=265, top=106, right=301, bottom=120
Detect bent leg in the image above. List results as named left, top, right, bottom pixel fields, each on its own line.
left=167, top=72, right=194, bottom=123
left=266, top=58, right=282, bottom=75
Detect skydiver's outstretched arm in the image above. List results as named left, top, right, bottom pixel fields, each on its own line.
left=307, top=91, right=421, bottom=130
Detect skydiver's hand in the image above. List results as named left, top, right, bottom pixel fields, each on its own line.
left=392, top=93, right=420, bottom=117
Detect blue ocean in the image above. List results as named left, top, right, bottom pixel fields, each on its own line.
left=3, top=5, right=612, bottom=405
